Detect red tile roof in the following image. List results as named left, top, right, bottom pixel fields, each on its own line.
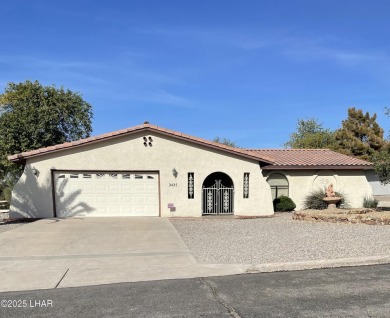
left=7, top=123, right=373, bottom=170
left=8, top=123, right=275, bottom=164
left=247, top=149, right=372, bottom=169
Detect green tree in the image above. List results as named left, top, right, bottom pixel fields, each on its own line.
left=0, top=174, right=17, bottom=204
left=0, top=80, right=93, bottom=178
left=334, top=107, right=385, bottom=160
left=373, top=107, right=390, bottom=184
left=213, top=137, right=238, bottom=148
left=284, top=118, right=336, bottom=149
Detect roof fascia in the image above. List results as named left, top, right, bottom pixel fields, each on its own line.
left=261, top=165, right=373, bottom=170
left=8, top=126, right=274, bottom=165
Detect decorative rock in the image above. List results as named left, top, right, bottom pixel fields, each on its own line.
left=292, top=209, right=390, bottom=225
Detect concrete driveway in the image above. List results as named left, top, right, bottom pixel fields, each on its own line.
left=3, top=216, right=390, bottom=293
left=0, top=218, right=243, bottom=292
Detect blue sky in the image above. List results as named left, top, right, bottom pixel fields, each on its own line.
left=1, top=0, right=389, bottom=148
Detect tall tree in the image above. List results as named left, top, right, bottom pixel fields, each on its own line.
left=334, top=107, right=385, bottom=160
left=213, top=137, right=238, bottom=148
left=373, top=107, right=390, bottom=184
left=0, top=80, right=93, bottom=177
left=284, top=118, right=336, bottom=149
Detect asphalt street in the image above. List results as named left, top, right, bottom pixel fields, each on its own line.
left=1, top=264, right=390, bottom=318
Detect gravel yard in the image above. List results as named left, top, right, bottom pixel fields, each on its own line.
left=0, top=211, right=25, bottom=234
left=171, top=213, right=390, bottom=264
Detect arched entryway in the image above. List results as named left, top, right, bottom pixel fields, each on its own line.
left=202, top=172, right=234, bottom=215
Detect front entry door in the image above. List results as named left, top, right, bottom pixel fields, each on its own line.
left=202, top=180, right=234, bottom=215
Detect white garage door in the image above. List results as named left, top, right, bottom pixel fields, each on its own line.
left=54, top=171, right=159, bottom=217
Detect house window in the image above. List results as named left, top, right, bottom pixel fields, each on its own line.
left=243, top=173, right=249, bottom=198
left=267, top=173, right=289, bottom=200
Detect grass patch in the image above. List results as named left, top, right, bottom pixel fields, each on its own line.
left=363, top=196, right=379, bottom=208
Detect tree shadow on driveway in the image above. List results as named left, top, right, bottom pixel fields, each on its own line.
left=9, top=167, right=95, bottom=219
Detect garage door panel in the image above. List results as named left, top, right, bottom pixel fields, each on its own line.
left=83, top=195, right=95, bottom=202
left=108, top=196, right=120, bottom=203
left=133, top=184, right=146, bottom=191
left=146, top=197, right=158, bottom=204
left=54, top=171, right=159, bottom=217
left=109, top=186, right=120, bottom=191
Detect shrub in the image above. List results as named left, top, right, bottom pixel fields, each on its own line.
left=303, top=189, right=327, bottom=210
left=273, top=195, right=296, bottom=212
left=303, top=188, right=348, bottom=210
left=363, top=196, right=378, bottom=208
left=0, top=176, right=16, bottom=206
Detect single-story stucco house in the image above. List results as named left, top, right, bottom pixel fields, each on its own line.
left=8, top=122, right=375, bottom=218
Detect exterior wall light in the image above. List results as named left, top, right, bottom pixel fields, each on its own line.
left=172, top=168, right=178, bottom=178
left=31, top=167, right=39, bottom=177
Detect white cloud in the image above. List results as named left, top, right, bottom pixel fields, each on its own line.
left=281, top=35, right=386, bottom=65
left=135, top=26, right=276, bottom=50
left=0, top=54, right=193, bottom=107
left=135, top=25, right=387, bottom=68
left=116, top=89, right=193, bottom=108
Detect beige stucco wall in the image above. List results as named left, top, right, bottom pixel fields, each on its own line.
left=10, top=131, right=275, bottom=218
left=263, top=169, right=373, bottom=209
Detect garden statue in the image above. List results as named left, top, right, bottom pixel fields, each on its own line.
left=325, top=184, right=336, bottom=197
left=323, top=183, right=341, bottom=209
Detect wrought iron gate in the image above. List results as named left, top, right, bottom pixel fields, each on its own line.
left=202, top=180, right=234, bottom=215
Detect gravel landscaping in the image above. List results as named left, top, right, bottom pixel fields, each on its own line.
left=0, top=211, right=26, bottom=234
left=171, top=213, right=390, bottom=264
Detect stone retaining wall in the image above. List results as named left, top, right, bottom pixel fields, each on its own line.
left=292, top=210, right=390, bottom=225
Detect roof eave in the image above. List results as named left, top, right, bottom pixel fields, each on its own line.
left=7, top=125, right=275, bottom=165
left=8, top=155, right=26, bottom=165
left=262, top=165, right=373, bottom=170
left=148, top=128, right=274, bottom=164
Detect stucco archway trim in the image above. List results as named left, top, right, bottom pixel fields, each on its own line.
left=264, top=170, right=292, bottom=198
left=309, top=170, right=340, bottom=192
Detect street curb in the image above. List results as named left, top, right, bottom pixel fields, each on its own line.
left=1, top=257, right=390, bottom=293
left=241, top=255, right=390, bottom=273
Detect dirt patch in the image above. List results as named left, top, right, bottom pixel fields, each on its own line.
left=293, top=208, right=390, bottom=225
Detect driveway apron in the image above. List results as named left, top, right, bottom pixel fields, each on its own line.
left=0, top=217, right=203, bottom=292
